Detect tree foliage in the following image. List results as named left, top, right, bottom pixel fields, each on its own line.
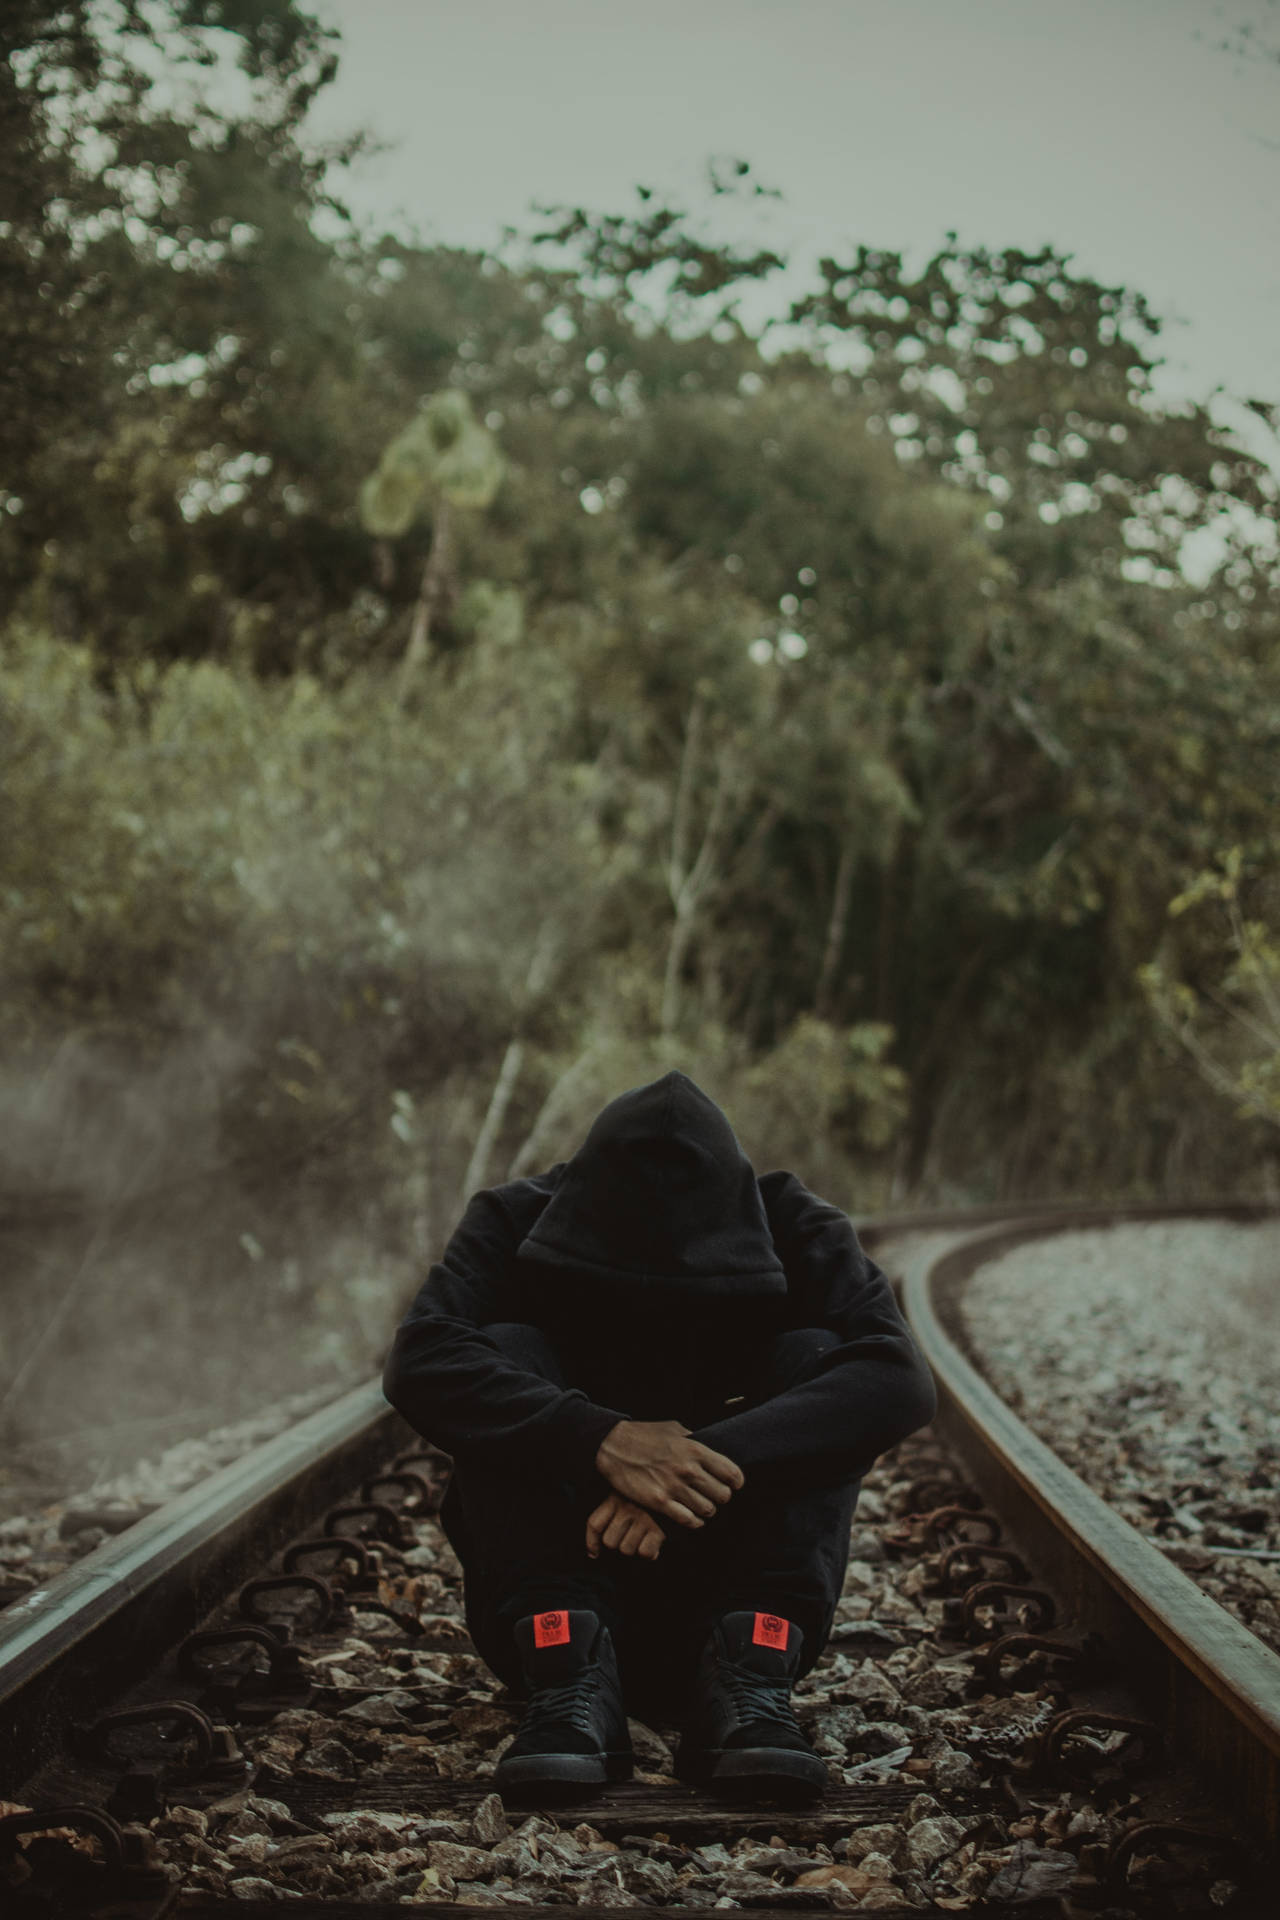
left=1140, top=852, right=1280, bottom=1131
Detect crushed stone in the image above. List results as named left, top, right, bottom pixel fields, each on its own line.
left=960, top=1219, right=1280, bottom=1656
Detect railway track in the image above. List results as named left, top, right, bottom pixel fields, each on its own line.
left=1, top=1202, right=1277, bottom=1917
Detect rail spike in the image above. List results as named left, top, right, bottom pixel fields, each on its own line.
left=1015, top=1706, right=1162, bottom=1783
left=947, top=1580, right=1057, bottom=1640
left=1101, top=1818, right=1238, bottom=1886
left=238, top=1572, right=341, bottom=1633
left=969, top=1629, right=1102, bottom=1693
left=930, top=1541, right=1028, bottom=1593
left=281, top=1533, right=380, bottom=1588
left=0, top=1805, right=172, bottom=1905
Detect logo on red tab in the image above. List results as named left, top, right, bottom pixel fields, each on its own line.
left=534, top=1610, right=570, bottom=1647
left=752, top=1611, right=789, bottom=1650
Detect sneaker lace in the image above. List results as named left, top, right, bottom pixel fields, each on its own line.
left=523, top=1671, right=600, bottom=1737
left=723, top=1666, right=803, bottom=1735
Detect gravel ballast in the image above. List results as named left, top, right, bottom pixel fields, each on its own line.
left=5, top=1403, right=1262, bottom=1905
left=111, top=1429, right=1199, bottom=1910
left=959, top=1218, right=1280, bottom=1657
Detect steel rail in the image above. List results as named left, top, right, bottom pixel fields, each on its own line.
left=857, top=1194, right=1280, bottom=1241
left=0, top=1379, right=405, bottom=1786
left=894, top=1208, right=1280, bottom=1849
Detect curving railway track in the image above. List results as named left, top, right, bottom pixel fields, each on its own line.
left=1, top=1202, right=1278, bottom=1917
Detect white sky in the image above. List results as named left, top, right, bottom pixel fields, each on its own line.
left=307, top=0, right=1277, bottom=454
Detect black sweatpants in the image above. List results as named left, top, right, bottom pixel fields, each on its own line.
left=436, top=1322, right=860, bottom=1722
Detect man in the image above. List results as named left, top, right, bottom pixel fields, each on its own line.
left=383, top=1070, right=936, bottom=1798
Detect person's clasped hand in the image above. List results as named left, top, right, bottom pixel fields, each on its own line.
left=585, top=1491, right=665, bottom=1559
left=595, top=1418, right=744, bottom=1531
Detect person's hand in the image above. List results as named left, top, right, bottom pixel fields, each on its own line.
left=585, top=1492, right=665, bottom=1560
left=595, top=1419, right=744, bottom=1529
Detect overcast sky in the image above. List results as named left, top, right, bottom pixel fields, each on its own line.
left=308, top=0, right=1277, bottom=449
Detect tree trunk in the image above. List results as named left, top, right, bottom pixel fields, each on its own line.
left=875, top=850, right=897, bottom=1026
left=901, top=939, right=994, bottom=1192
left=507, top=1043, right=598, bottom=1180
left=661, top=697, right=738, bottom=1040
left=667, top=691, right=705, bottom=905
left=459, top=1038, right=524, bottom=1209
left=661, top=903, right=698, bottom=1039
left=815, top=836, right=856, bottom=1019
left=398, top=496, right=452, bottom=698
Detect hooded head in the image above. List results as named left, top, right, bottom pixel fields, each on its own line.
left=516, top=1070, right=785, bottom=1298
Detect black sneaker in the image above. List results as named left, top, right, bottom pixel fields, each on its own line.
left=674, top=1610, right=827, bottom=1799
left=494, top=1608, right=633, bottom=1791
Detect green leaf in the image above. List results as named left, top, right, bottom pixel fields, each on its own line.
left=358, top=464, right=421, bottom=538
left=434, top=427, right=504, bottom=510
left=423, top=388, right=475, bottom=454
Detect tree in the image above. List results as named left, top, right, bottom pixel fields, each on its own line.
left=1199, top=1, right=1280, bottom=70
left=358, top=391, right=505, bottom=693
left=1141, top=851, right=1280, bottom=1135
left=0, top=0, right=367, bottom=672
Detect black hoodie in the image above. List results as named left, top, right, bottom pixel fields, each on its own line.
left=382, top=1072, right=936, bottom=1494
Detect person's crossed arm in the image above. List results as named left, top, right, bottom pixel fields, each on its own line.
left=586, top=1418, right=744, bottom=1559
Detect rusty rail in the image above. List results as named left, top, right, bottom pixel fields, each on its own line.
left=886, top=1206, right=1280, bottom=1848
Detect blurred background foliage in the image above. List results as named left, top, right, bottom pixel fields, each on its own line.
left=1, top=1, right=1278, bottom=1450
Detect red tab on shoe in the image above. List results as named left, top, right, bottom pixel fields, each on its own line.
left=752, top=1611, right=790, bottom=1650
left=533, top=1609, right=571, bottom=1647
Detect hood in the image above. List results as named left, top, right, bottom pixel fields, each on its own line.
left=516, top=1070, right=786, bottom=1297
